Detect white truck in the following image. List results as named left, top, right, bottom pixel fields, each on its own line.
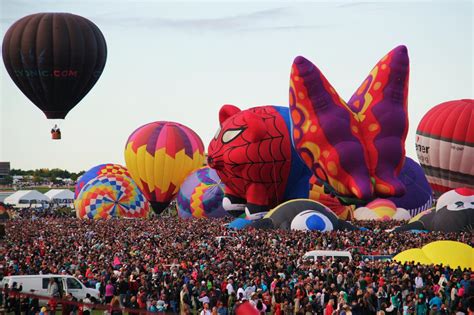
left=2, top=274, right=100, bottom=303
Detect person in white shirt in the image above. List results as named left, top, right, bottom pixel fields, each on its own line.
left=83, top=293, right=92, bottom=315
left=244, top=282, right=256, bottom=300
left=226, top=279, right=235, bottom=295
left=237, top=285, right=245, bottom=301
left=438, top=274, right=447, bottom=292
left=200, top=302, right=211, bottom=315
left=414, top=273, right=424, bottom=289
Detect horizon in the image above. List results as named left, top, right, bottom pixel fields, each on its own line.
left=1, top=0, right=473, bottom=172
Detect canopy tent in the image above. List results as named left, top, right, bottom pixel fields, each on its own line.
left=394, top=240, right=473, bottom=270
left=4, top=190, right=50, bottom=208
left=45, top=189, right=74, bottom=205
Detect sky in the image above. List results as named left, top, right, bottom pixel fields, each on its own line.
left=0, top=0, right=472, bottom=172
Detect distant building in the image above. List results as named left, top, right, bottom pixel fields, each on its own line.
left=0, top=162, right=10, bottom=179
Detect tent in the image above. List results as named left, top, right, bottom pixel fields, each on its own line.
left=228, top=218, right=252, bottom=229
left=45, top=189, right=74, bottom=205
left=393, top=240, right=473, bottom=270
left=4, top=190, right=50, bottom=208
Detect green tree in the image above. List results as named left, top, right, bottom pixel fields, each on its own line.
left=32, top=175, right=42, bottom=184
left=1, top=175, right=13, bottom=185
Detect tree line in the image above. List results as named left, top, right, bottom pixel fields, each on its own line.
left=1, top=168, right=86, bottom=185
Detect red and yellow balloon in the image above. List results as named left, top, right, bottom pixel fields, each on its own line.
left=308, top=176, right=354, bottom=220
left=124, top=122, right=205, bottom=214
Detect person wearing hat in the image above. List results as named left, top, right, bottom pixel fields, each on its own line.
left=39, top=306, right=48, bottom=315
left=416, top=293, right=427, bottom=315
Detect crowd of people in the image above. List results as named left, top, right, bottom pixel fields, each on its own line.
left=0, top=212, right=472, bottom=315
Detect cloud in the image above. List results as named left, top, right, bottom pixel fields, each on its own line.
left=92, top=6, right=329, bottom=33
left=1, top=3, right=331, bottom=34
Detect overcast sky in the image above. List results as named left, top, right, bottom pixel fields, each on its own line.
left=1, top=0, right=472, bottom=172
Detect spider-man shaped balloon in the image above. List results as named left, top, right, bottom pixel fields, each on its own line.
left=208, top=105, right=312, bottom=219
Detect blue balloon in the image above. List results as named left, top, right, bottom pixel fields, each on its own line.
left=306, top=215, right=326, bottom=231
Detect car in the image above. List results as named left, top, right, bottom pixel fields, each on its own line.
left=361, top=255, right=393, bottom=262
left=2, top=274, right=100, bottom=304
left=301, top=250, right=353, bottom=263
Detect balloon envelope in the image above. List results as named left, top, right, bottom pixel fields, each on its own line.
left=394, top=241, right=473, bottom=270
left=251, top=199, right=356, bottom=231
left=75, top=164, right=129, bottom=198
left=397, top=187, right=474, bottom=232
left=2, top=13, right=107, bottom=119
left=388, top=157, right=433, bottom=216
left=416, top=99, right=474, bottom=196
left=177, top=166, right=228, bottom=219
left=124, top=121, right=205, bottom=214
left=354, top=199, right=411, bottom=221
left=75, top=174, right=150, bottom=219
left=308, top=176, right=354, bottom=220
left=290, top=46, right=409, bottom=203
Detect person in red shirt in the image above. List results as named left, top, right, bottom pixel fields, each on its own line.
left=325, top=299, right=335, bottom=315
left=137, top=287, right=147, bottom=310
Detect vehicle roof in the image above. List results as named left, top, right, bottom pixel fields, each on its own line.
left=303, top=250, right=352, bottom=256
left=3, top=274, right=76, bottom=279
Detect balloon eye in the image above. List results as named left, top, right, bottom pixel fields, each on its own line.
left=213, top=127, right=221, bottom=140
left=222, top=128, right=244, bottom=144
left=455, top=201, right=464, bottom=208
left=290, top=210, right=334, bottom=231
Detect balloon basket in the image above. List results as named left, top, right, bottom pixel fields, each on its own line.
left=51, top=131, right=61, bottom=140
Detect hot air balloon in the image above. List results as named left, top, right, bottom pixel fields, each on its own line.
left=388, top=157, right=433, bottom=216
left=393, top=241, right=473, bottom=270
left=75, top=174, right=150, bottom=219
left=250, top=199, right=357, bottom=231
left=395, top=188, right=474, bottom=232
left=75, top=164, right=129, bottom=198
left=207, top=105, right=312, bottom=220
left=308, top=176, right=354, bottom=220
left=416, top=99, right=474, bottom=196
left=177, top=166, right=228, bottom=219
left=2, top=13, right=107, bottom=139
left=354, top=199, right=411, bottom=221
left=124, top=122, right=205, bottom=214
left=290, top=46, right=409, bottom=204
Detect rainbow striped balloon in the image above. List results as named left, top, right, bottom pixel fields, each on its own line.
left=75, top=164, right=129, bottom=198
left=75, top=174, right=150, bottom=219
left=177, top=166, right=228, bottom=219
left=354, top=198, right=411, bottom=221
left=124, top=122, right=205, bottom=214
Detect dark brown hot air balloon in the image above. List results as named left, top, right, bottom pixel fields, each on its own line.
left=2, top=13, right=107, bottom=139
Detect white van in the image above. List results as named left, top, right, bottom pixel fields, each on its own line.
left=2, top=274, right=100, bottom=302
left=302, top=250, right=352, bottom=263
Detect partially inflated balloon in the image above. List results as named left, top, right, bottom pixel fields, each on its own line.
left=124, top=122, right=205, bottom=214
left=75, top=174, right=150, bottom=219
left=416, top=99, right=474, bottom=196
left=2, top=13, right=107, bottom=120
left=75, top=164, right=129, bottom=198
left=177, top=166, right=228, bottom=219
left=388, top=157, right=433, bottom=216
left=395, top=188, right=474, bottom=232
left=207, top=105, right=312, bottom=220
left=290, top=46, right=409, bottom=203
left=308, top=176, right=354, bottom=220
left=251, top=199, right=356, bottom=231
left=354, top=199, right=411, bottom=221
